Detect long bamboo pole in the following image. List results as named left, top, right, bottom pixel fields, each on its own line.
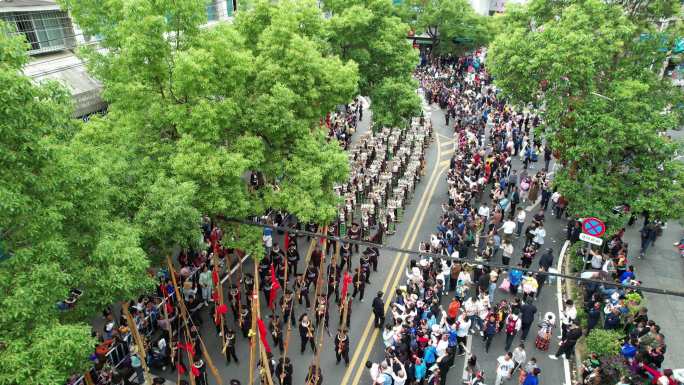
left=253, top=261, right=274, bottom=385
left=84, top=371, right=95, bottom=385
left=160, top=288, right=176, bottom=375
left=165, top=257, right=196, bottom=385
left=213, top=252, right=227, bottom=353
left=249, top=262, right=258, bottom=385
left=283, top=237, right=316, bottom=355
left=305, top=225, right=333, bottom=385
left=122, top=304, right=153, bottom=385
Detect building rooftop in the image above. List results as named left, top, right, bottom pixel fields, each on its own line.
left=24, top=51, right=106, bottom=117
left=0, top=0, right=60, bottom=12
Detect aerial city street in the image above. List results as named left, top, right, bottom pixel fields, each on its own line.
left=1, top=0, right=684, bottom=385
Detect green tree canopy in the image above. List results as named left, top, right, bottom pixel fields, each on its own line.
left=398, top=0, right=490, bottom=54
left=325, top=0, right=422, bottom=128
left=0, top=24, right=153, bottom=384
left=488, top=0, right=684, bottom=225
left=59, top=0, right=360, bottom=258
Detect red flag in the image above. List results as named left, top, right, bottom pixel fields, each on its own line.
left=191, top=365, right=200, bottom=377
left=268, top=264, right=281, bottom=309
left=341, top=271, right=353, bottom=299
left=283, top=232, right=290, bottom=251
left=319, top=226, right=328, bottom=246
left=257, top=318, right=272, bottom=353
left=176, top=363, right=186, bottom=375
left=212, top=270, right=219, bottom=286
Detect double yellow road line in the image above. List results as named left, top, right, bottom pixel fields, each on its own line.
left=340, top=123, right=449, bottom=385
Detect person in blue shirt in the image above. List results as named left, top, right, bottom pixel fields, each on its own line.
left=415, top=358, right=427, bottom=382
left=424, top=344, right=437, bottom=366
left=621, top=339, right=638, bottom=360
left=522, top=368, right=541, bottom=385
left=619, top=265, right=635, bottom=284
left=509, top=264, right=524, bottom=295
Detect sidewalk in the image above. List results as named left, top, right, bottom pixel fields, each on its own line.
left=623, top=220, right=684, bottom=369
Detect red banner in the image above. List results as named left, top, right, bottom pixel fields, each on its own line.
left=257, top=318, right=272, bottom=353
left=268, top=264, right=281, bottom=309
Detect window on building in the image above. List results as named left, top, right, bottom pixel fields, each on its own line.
left=1, top=11, right=72, bottom=54
left=226, top=0, right=235, bottom=16
left=207, top=1, right=218, bottom=21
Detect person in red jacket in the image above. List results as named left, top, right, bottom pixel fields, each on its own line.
left=641, top=363, right=678, bottom=385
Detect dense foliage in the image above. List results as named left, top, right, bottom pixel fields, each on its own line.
left=1, top=0, right=422, bottom=381
left=488, top=0, right=684, bottom=226
left=398, top=0, right=490, bottom=54
left=586, top=329, right=623, bottom=359
left=325, top=0, right=422, bottom=128
left=0, top=26, right=152, bottom=385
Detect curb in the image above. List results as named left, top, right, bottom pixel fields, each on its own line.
left=556, top=240, right=572, bottom=385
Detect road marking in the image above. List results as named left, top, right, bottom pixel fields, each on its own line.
left=339, top=120, right=444, bottom=385
left=440, top=140, right=455, bottom=148
left=348, top=164, right=447, bottom=385
left=557, top=240, right=572, bottom=385
left=461, top=334, right=473, bottom=381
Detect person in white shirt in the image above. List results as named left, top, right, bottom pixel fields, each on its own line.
left=476, top=294, right=490, bottom=336
left=457, top=270, right=472, bottom=286
left=515, top=208, right=526, bottom=237
left=462, top=297, right=477, bottom=322
left=532, top=226, right=546, bottom=248
left=366, top=361, right=380, bottom=383
left=550, top=191, right=561, bottom=212
left=382, top=324, right=395, bottom=347
left=430, top=233, right=442, bottom=252
left=478, top=204, right=490, bottom=221
left=512, top=344, right=527, bottom=372
left=455, top=314, right=471, bottom=355
left=589, top=249, right=604, bottom=270
left=495, top=352, right=515, bottom=385
left=602, top=258, right=616, bottom=276
left=390, top=358, right=407, bottom=385
left=499, top=219, right=517, bottom=242
left=560, top=299, right=577, bottom=340
left=436, top=333, right=449, bottom=357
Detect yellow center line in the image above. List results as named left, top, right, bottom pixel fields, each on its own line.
left=340, top=122, right=444, bottom=385
left=348, top=163, right=447, bottom=385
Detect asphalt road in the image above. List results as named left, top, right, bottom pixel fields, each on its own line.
left=147, top=95, right=571, bottom=385
left=338, top=103, right=568, bottom=385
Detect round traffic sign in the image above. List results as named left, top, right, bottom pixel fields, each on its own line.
left=582, top=217, right=606, bottom=237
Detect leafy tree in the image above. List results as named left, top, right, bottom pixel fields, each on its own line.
left=325, top=0, right=421, bottom=128
left=586, top=329, right=623, bottom=359
left=488, top=0, right=684, bottom=226
left=60, top=0, right=359, bottom=238
left=0, top=24, right=153, bottom=384
left=398, top=0, right=490, bottom=54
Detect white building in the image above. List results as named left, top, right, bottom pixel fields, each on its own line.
left=1, top=0, right=236, bottom=118
left=468, top=0, right=528, bottom=15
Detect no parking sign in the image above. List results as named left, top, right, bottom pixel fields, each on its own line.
left=582, top=217, right=606, bottom=237
left=580, top=217, right=605, bottom=246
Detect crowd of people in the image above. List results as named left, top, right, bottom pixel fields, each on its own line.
left=69, top=48, right=681, bottom=385
left=568, top=222, right=677, bottom=385
left=73, top=98, right=433, bottom=385
left=365, top=51, right=559, bottom=385
left=326, top=97, right=364, bottom=150
left=334, top=117, right=432, bottom=241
